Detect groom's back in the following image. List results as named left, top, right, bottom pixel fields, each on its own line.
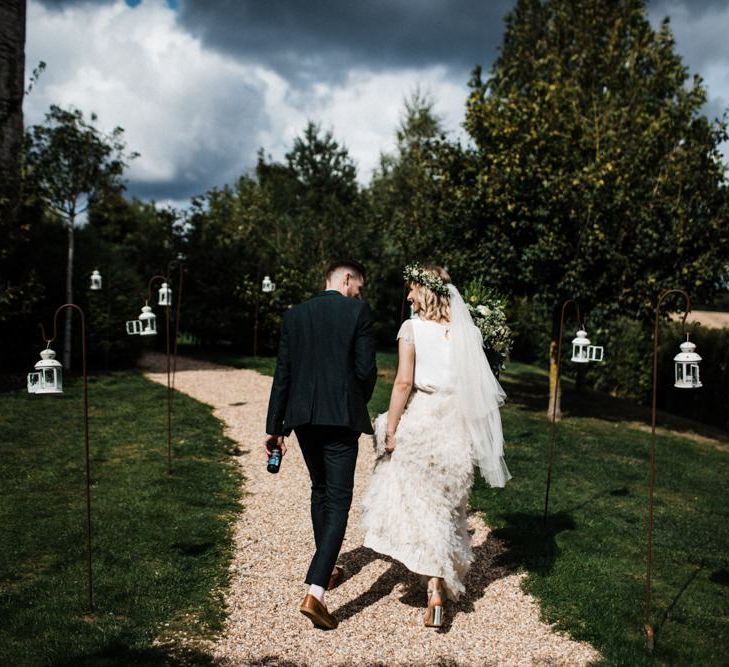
left=265, top=290, right=376, bottom=437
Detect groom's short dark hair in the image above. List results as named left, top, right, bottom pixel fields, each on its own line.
left=326, top=259, right=367, bottom=282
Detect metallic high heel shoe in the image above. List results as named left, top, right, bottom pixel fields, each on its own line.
left=424, top=583, right=444, bottom=628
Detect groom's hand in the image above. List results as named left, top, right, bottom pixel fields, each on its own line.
left=264, top=434, right=287, bottom=458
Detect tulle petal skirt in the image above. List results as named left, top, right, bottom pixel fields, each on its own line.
left=361, top=390, right=474, bottom=600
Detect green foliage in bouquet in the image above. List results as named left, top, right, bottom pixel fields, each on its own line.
left=462, top=277, right=514, bottom=376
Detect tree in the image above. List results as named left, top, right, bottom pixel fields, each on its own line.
left=283, top=122, right=369, bottom=271
left=0, top=0, right=36, bottom=334
left=370, top=91, right=445, bottom=262
left=367, top=92, right=457, bottom=330
left=259, top=123, right=373, bottom=292
left=177, top=123, right=374, bottom=349
left=0, top=0, right=26, bottom=220
left=25, top=106, right=137, bottom=368
left=464, top=0, right=729, bottom=418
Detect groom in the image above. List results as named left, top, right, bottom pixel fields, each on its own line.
left=264, top=259, right=377, bottom=630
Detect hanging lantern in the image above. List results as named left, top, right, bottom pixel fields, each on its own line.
left=674, top=337, right=702, bottom=389
left=126, top=304, right=157, bottom=336
left=262, top=276, right=275, bottom=293
left=139, top=305, right=157, bottom=335
left=571, top=330, right=591, bottom=363
left=27, top=347, right=63, bottom=394
left=158, top=282, right=172, bottom=307
left=89, top=270, right=102, bottom=291
left=571, top=328, right=604, bottom=363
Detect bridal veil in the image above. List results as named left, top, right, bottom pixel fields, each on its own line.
left=448, top=284, right=512, bottom=487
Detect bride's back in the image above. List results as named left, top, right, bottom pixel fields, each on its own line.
left=400, top=317, right=455, bottom=393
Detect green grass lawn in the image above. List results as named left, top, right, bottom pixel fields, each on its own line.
left=176, top=344, right=277, bottom=377
left=0, top=371, right=242, bottom=666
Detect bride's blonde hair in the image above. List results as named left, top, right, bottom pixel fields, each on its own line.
left=411, top=264, right=451, bottom=323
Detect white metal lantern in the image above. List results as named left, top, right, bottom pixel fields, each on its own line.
left=673, top=338, right=702, bottom=389
left=571, top=328, right=604, bottom=363
left=139, top=304, right=157, bottom=336
left=89, top=269, right=102, bottom=291
left=571, top=330, right=591, bottom=363
left=158, top=282, right=172, bottom=306
left=262, top=276, right=275, bottom=293
left=126, top=304, right=157, bottom=336
left=27, top=347, right=63, bottom=394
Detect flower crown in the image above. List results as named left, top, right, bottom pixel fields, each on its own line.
left=403, top=263, right=450, bottom=297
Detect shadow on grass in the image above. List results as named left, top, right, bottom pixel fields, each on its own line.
left=499, top=373, right=550, bottom=413
left=500, top=371, right=729, bottom=446
left=172, top=541, right=215, bottom=557
left=55, top=642, right=215, bottom=666
left=654, top=564, right=704, bottom=643
left=489, top=512, right=576, bottom=575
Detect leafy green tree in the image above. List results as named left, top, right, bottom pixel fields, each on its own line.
left=371, top=91, right=444, bottom=261
left=181, top=178, right=266, bottom=346
left=0, top=0, right=26, bottom=220
left=367, top=92, right=457, bottom=332
left=25, top=105, right=137, bottom=368
left=281, top=122, right=370, bottom=275
left=257, top=123, right=374, bottom=308
left=179, top=123, right=375, bottom=350
left=464, top=0, right=729, bottom=418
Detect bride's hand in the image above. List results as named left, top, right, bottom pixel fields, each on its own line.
left=384, top=432, right=396, bottom=453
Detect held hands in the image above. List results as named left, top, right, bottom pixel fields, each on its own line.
left=384, top=431, right=396, bottom=453
left=264, top=434, right=287, bottom=459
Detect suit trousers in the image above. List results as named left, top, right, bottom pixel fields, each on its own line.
left=295, top=425, right=360, bottom=588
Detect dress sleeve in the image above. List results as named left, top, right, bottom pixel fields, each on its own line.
left=396, top=319, right=415, bottom=345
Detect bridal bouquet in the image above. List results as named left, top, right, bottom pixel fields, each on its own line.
left=462, top=279, right=514, bottom=375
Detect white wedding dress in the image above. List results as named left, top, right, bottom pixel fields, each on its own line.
left=361, top=317, right=478, bottom=601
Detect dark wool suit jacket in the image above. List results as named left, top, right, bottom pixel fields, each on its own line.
left=265, top=290, right=377, bottom=437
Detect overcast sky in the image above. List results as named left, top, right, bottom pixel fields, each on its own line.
left=25, top=0, right=729, bottom=208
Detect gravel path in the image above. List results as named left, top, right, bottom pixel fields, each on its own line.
left=141, top=353, right=600, bottom=666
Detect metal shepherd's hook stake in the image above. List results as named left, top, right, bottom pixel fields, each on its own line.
left=644, top=288, right=691, bottom=652
left=40, top=303, right=94, bottom=612
left=166, top=259, right=184, bottom=391
left=543, top=299, right=581, bottom=526
left=148, top=274, right=173, bottom=475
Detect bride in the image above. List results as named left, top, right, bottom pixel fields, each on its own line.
left=361, top=263, right=511, bottom=628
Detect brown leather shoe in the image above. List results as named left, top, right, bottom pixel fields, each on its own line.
left=299, top=594, right=338, bottom=630
left=327, top=565, right=344, bottom=591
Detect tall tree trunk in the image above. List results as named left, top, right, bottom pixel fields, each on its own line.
left=547, top=306, right=562, bottom=422
left=64, top=219, right=74, bottom=370
left=547, top=338, right=563, bottom=421
left=0, top=0, right=27, bottom=220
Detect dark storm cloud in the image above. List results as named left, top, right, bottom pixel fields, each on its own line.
left=35, top=0, right=726, bottom=83
left=649, top=0, right=729, bottom=116
left=34, top=0, right=117, bottom=8
left=174, top=0, right=515, bottom=81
